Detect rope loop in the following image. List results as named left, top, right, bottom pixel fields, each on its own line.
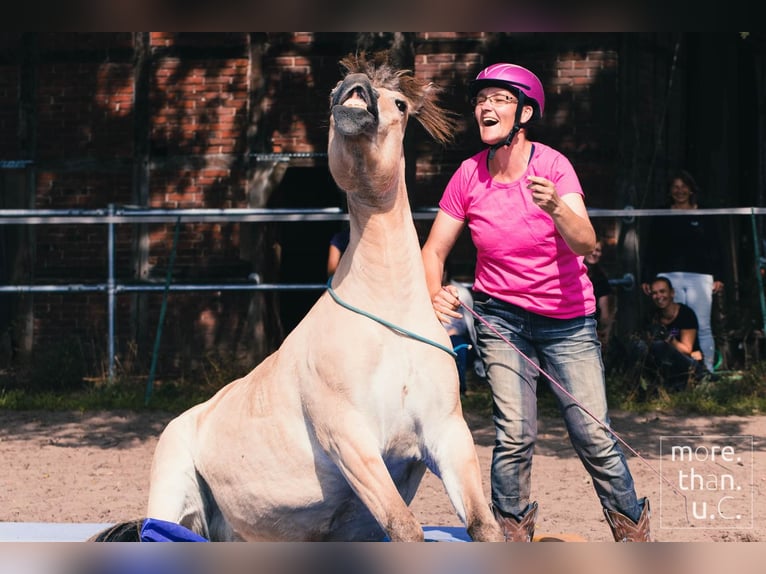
left=325, top=278, right=457, bottom=358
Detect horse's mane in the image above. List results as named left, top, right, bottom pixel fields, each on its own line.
left=338, top=51, right=457, bottom=145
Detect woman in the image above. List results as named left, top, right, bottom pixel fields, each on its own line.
left=640, top=170, right=724, bottom=372
left=421, top=63, right=650, bottom=542
left=642, top=276, right=712, bottom=390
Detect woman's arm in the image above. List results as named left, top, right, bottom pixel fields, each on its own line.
left=526, top=175, right=596, bottom=255
left=670, top=328, right=697, bottom=357
left=421, top=210, right=465, bottom=324
left=597, top=295, right=614, bottom=344
left=327, top=244, right=343, bottom=277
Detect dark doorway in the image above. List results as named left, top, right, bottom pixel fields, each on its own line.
left=268, top=165, right=345, bottom=334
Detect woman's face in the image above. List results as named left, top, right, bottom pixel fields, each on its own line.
left=473, top=87, right=528, bottom=145
left=670, top=178, right=693, bottom=205
left=585, top=241, right=602, bottom=265
left=650, top=280, right=674, bottom=309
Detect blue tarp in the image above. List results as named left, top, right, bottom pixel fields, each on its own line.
left=140, top=518, right=208, bottom=542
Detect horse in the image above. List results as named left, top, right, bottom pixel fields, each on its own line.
left=99, top=52, right=503, bottom=542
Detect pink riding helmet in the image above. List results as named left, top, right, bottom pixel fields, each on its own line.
left=469, top=63, right=545, bottom=120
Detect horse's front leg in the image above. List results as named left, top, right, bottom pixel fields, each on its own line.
left=309, top=404, right=425, bottom=542
left=424, top=414, right=505, bottom=542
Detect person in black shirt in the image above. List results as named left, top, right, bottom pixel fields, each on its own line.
left=636, top=276, right=713, bottom=391
left=640, top=169, right=724, bottom=372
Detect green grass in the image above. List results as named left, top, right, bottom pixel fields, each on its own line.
left=2, top=360, right=766, bottom=417
left=460, top=363, right=766, bottom=418
left=0, top=377, right=216, bottom=412
left=0, top=350, right=240, bottom=413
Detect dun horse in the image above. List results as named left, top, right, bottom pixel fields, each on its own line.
left=96, top=52, right=503, bottom=542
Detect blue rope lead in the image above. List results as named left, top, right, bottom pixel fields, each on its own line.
left=325, top=278, right=457, bottom=358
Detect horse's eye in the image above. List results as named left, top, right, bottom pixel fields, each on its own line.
left=395, top=100, right=407, bottom=113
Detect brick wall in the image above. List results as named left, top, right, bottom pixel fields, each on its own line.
left=0, top=32, right=642, bottom=381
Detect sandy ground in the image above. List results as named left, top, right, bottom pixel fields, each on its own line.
left=0, top=407, right=764, bottom=542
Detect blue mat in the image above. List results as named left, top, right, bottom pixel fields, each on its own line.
left=0, top=520, right=471, bottom=542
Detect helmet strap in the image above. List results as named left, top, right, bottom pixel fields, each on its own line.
left=487, top=91, right=527, bottom=161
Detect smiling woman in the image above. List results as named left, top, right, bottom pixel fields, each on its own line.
left=421, top=61, right=651, bottom=542
left=632, top=275, right=715, bottom=391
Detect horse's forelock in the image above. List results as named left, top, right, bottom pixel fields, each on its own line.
left=338, top=52, right=456, bottom=145
left=339, top=52, right=400, bottom=90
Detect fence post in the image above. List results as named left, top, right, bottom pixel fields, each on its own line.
left=751, top=209, right=766, bottom=336
left=108, top=203, right=116, bottom=382
left=145, top=216, right=182, bottom=405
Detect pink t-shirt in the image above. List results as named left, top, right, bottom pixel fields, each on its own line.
left=439, top=143, right=595, bottom=319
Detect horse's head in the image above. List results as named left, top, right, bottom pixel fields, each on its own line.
left=328, top=52, right=455, bottom=200
left=330, top=72, right=380, bottom=137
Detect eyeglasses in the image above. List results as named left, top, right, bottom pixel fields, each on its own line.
left=470, top=94, right=518, bottom=107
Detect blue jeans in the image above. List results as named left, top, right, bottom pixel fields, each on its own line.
left=473, top=295, right=643, bottom=522
left=631, top=338, right=711, bottom=391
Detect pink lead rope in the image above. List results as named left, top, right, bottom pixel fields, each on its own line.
left=452, top=289, right=688, bottom=506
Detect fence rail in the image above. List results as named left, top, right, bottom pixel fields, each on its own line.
left=1, top=205, right=765, bottom=381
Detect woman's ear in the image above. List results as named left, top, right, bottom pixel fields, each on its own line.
left=521, top=105, right=535, bottom=123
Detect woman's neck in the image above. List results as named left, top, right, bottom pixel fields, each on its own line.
left=488, top=136, right=532, bottom=183
left=671, top=201, right=695, bottom=210
left=660, top=302, right=679, bottom=321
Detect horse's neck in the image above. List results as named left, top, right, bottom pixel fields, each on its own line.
left=342, top=186, right=428, bottom=303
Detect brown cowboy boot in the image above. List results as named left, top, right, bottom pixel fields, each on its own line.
left=603, top=498, right=652, bottom=542
left=493, top=501, right=538, bottom=542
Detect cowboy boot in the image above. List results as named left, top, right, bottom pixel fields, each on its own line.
left=492, top=501, right=538, bottom=542
left=603, top=498, right=652, bottom=542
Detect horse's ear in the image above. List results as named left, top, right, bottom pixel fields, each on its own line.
left=411, top=81, right=458, bottom=146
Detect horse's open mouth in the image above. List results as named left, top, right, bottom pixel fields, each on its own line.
left=331, top=74, right=378, bottom=136
left=340, top=86, right=370, bottom=109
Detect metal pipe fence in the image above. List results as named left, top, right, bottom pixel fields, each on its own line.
left=1, top=205, right=765, bottom=380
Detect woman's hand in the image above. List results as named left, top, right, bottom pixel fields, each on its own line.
left=526, top=175, right=596, bottom=255
left=713, top=280, right=724, bottom=295
left=526, top=175, right=561, bottom=215
left=432, top=285, right=463, bottom=325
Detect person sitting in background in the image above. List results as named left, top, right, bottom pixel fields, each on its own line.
left=634, top=276, right=713, bottom=392
left=326, top=225, right=350, bottom=277
left=585, top=238, right=614, bottom=353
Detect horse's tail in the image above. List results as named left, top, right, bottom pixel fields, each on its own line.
left=87, top=519, right=145, bottom=542
left=86, top=517, right=208, bottom=542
